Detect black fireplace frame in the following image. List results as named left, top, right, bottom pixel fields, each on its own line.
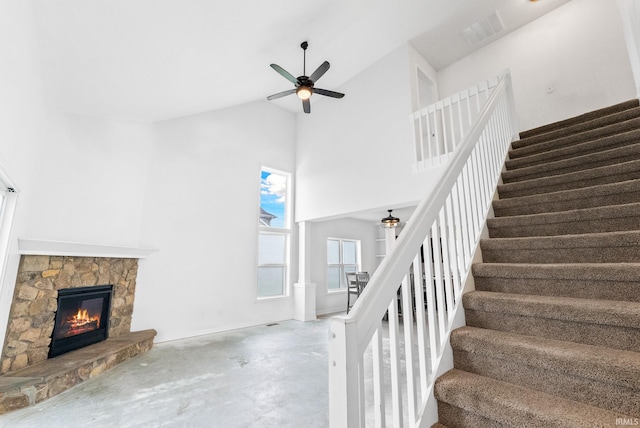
left=49, top=285, right=113, bottom=358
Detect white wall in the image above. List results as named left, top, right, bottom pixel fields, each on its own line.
left=438, top=0, right=636, bottom=132
left=0, top=115, right=153, bottom=344
left=0, top=2, right=154, bottom=346
left=618, top=0, right=640, bottom=99
left=295, top=44, right=446, bottom=223
left=0, top=0, right=47, bottom=347
left=408, top=43, right=439, bottom=112
left=0, top=1, right=298, bottom=345
left=17, top=115, right=152, bottom=244
left=132, top=101, right=297, bottom=342
left=309, top=217, right=379, bottom=315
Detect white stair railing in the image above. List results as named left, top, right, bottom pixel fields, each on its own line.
left=329, top=71, right=518, bottom=427
left=411, top=75, right=501, bottom=171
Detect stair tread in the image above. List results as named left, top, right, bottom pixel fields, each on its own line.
left=513, top=113, right=640, bottom=154
left=481, top=229, right=640, bottom=249
left=472, top=262, right=640, bottom=281
left=472, top=263, right=640, bottom=301
left=519, top=99, right=639, bottom=139
left=498, top=159, right=640, bottom=196
left=488, top=201, right=640, bottom=227
left=435, top=369, right=635, bottom=426
left=505, top=126, right=640, bottom=166
left=463, top=291, right=640, bottom=328
left=487, top=201, right=640, bottom=237
left=480, top=230, right=640, bottom=263
left=451, top=326, right=640, bottom=389
left=504, top=141, right=640, bottom=182
left=493, top=179, right=640, bottom=214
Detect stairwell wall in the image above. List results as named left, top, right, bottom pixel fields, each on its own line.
left=437, top=0, right=636, bottom=132
left=295, top=45, right=446, bottom=224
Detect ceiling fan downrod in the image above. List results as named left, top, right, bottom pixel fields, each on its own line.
left=301, top=41, right=308, bottom=76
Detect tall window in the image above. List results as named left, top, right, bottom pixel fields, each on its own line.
left=257, top=168, right=290, bottom=298
left=327, top=238, right=361, bottom=291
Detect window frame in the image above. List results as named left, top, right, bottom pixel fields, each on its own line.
left=326, top=237, right=362, bottom=292
left=0, top=164, right=18, bottom=301
left=257, top=166, right=291, bottom=300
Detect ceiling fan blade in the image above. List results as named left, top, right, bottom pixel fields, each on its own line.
left=309, top=61, right=330, bottom=83
left=314, top=88, right=345, bottom=99
left=302, top=99, right=310, bottom=114
left=267, top=89, right=296, bottom=100
left=270, top=64, right=298, bottom=85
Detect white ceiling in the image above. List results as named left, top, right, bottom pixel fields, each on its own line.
left=31, top=0, right=571, bottom=123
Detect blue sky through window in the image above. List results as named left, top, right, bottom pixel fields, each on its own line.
left=260, top=170, right=287, bottom=228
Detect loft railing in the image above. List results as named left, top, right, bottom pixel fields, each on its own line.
left=411, top=75, right=500, bottom=171
left=328, top=71, right=518, bottom=427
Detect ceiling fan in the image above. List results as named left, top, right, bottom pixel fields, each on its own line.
left=267, top=41, right=345, bottom=114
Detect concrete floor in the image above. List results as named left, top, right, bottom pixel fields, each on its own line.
left=0, top=317, right=333, bottom=428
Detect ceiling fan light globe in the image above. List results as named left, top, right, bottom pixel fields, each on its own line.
left=296, top=87, right=312, bottom=100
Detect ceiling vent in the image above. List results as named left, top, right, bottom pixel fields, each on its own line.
left=463, top=11, right=505, bottom=47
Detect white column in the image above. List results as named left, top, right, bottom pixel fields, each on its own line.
left=384, top=225, right=396, bottom=253
left=293, top=221, right=316, bottom=321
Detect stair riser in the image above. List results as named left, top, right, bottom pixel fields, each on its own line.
left=436, top=402, right=500, bottom=428
left=488, top=215, right=640, bottom=238
left=519, top=100, right=640, bottom=139
left=503, top=145, right=640, bottom=184
left=452, top=351, right=639, bottom=416
left=497, top=168, right=640, bottom=199
left=465, top=310, right=640, bottom=352
left=512, top=116, right=640, bottom=155
left=474, top=276, right=640, bottom=301
left=493, top=186, right=640, bottom=216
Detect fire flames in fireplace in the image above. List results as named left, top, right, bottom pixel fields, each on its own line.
left=55, top=296, right=105, bottom=339
left=62, top=308, right=101, bottom=337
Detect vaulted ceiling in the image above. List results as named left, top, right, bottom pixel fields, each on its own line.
left=31, top=0, right=571, bottom=122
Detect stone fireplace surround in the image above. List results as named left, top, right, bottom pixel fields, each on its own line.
left=0, top=239, right=156, bottom=414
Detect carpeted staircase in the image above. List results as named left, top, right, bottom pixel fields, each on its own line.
left=433, top=100, right=640, bottom=427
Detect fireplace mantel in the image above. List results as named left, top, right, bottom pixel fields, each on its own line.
left=17, top=238, right=156, bottom=259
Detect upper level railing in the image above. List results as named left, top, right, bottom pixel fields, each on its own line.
left=411, top=76, right=500, bottom=171
left=328, top=71, right=518, bottom=427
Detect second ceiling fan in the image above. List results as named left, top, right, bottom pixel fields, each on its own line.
left=267, top=41, right=345, bottom=114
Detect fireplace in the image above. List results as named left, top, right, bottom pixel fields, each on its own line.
left=0, top=251, right=157, bottom=415
left=49, top=285, right=113, bottom=358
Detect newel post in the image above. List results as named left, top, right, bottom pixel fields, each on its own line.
left=328, top=317, right=360, bottom=427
